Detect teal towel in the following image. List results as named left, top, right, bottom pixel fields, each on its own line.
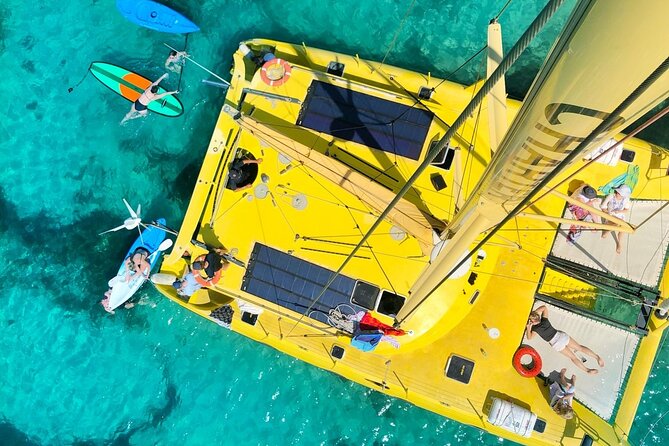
left=599, top=164, right=639, bottom=195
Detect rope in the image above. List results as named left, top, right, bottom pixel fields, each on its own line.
left=493, top=0, right=514, bottom=21
left=399, top=55, right=669, bottom=324
left=379, top=0, right=417, bottom=69
left=67, top=62, right=93, bottom=93
left=298, top=0, right=566, bottom=328
left=524, top=103, right=669, bottom=210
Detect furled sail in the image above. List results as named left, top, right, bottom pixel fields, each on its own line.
left=400, top=0, right=669, bottom=322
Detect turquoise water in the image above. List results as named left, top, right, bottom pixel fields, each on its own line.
left=1, top=0, right=668, bottom=444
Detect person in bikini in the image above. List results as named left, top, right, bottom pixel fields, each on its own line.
left=101, top=249, right=152, bottom=312
left=526, top=305, right=605, bottom=375
left=121, top=73, right=178, bottom=124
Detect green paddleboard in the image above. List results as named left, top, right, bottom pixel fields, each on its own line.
left=90, top=62, right=183, bottom=117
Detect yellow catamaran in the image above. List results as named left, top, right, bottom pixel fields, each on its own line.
left=154, top=0, right=669, bottom=443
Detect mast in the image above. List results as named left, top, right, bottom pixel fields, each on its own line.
left=486, top=19, right=507, bottom=153
left=400, top=0, right=669, bottom=322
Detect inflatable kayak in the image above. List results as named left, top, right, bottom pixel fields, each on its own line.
left=90, top=62, right=183, bottom=117
left=103, top=219, right=168, bottom=312
left=116, top=0, right=200, bottom=34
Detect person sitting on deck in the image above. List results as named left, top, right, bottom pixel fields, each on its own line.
left=172, top=272, right=202, bottom=298
left=226, top=157, right=263, bottom=191
left=120, top=73, right=178, bottom=124
left=600, top=184, right=632, bottom=254
left=549, top=368, right=576, bottom=419
left=192, top=248, right=229, bottom=287
left=526, top=305, right=605, bottom=375
left=566, top=184, right=601, bottom=244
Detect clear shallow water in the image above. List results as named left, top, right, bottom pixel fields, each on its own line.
left=0, top=0, right=668, bottom=445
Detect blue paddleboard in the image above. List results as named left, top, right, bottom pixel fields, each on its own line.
left=116, top=0, right=200, bottom=34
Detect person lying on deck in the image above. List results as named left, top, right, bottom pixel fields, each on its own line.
left=526, top=305, right=605, bottom=375
left=120, top=73, right=178, bottom=124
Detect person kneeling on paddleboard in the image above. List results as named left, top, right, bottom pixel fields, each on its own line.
left=121, top=73, right=178, bottom=124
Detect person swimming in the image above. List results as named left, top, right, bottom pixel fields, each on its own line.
left=165, top=50, right=189, bottom=73
left=121, top=73, right=178, bottom=124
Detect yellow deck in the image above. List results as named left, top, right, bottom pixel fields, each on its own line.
left=156, top=39, right=669, bottom=445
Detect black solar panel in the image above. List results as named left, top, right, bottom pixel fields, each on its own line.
left=242, top=244, right=367, bottom=323
left=297, top=80, right=433, bottom=160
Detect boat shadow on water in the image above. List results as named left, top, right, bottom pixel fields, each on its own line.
left=70, top=370, right=181, bottom=446
left=0, top=191, right=153, bottom=325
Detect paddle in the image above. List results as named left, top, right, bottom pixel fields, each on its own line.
left=163, top=42, right=231, bottom=88
left=147, top=239, right=174, bottom=263
left=162, top=34, right=190, bottom=109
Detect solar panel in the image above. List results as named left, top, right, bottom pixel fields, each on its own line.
left=242, top=244, right=368, bottom=322
left=297, top=80, right=433, bottom=160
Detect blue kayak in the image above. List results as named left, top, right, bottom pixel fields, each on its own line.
left=104, top=218, right=168, bottom=312
left=116, top=0, right=200, bottom=34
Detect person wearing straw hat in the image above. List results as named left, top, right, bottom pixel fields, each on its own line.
left=601, top=184, right=632, bottom=253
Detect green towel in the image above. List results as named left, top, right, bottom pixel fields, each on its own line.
left=598, top=164, right=639, bottom=195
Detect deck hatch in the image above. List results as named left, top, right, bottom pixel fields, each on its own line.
left=444, top=355, right=474, bottom=384
left=242, top=243, right=367, bottom=322
left=297, top=80, right=433, bottom=160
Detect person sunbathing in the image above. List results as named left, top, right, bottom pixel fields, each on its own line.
left=526, top=305, right=605, bottom=375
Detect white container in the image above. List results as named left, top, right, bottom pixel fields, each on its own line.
left=487, top=397, right=537, bottom=438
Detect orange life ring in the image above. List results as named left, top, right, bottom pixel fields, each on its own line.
left=512, top=346, right=542, bottom=378
left=194, top=269, right=221, bottom=287
left=260, top=58, right=292, bottom=87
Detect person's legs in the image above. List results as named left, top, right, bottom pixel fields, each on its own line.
left=566, top=337, right=604, bottom=367
left=614, top=231, right=624, bottom=254
left=558, top=347, right=598, bottom=374
left=121, top=107, right=147, bottom=124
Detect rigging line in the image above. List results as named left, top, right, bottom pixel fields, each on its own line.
left=524, top=103, right=669, bottom=209
left=253, top=199, right=285, bottom=316
left=276, top=183, right=378, bottom=216
left=398, top=55, right=669, bottom=324
left=379, top=0, right=418, bottom=69
left=290, top=0, right=568, bottom=329
left=270, top=190, right=298, bottom=237
left=473, top=268, right=651, bottom=308
left=631, top=201, right=669, bottom=231
left=211, top=190, right=250, bottom=223
left=640, top=404, right=669, bottom=445
left=493, top=0, right=514, bottom=21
